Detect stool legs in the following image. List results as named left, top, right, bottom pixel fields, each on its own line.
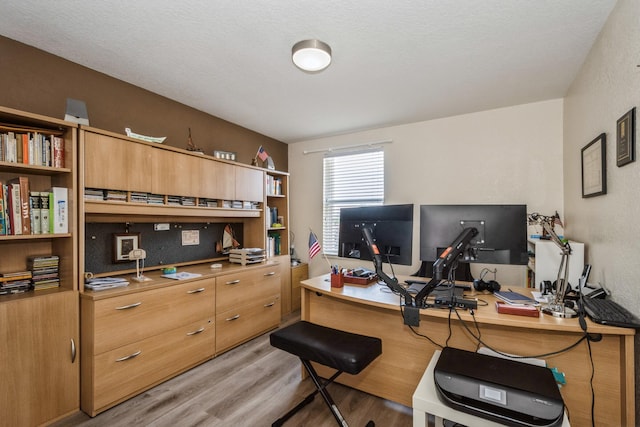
left=273, top=359, right=375, bottom=427
left=302, top=360, right=348, bottom=427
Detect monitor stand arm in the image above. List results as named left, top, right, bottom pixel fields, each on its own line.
left=415, top=227, right=478, bottom=307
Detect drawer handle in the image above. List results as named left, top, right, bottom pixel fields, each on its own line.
left=71, top=338, right=77, bottom=363
left=226, top=279, right=241, bottom=285
left=115, top=350, right=142, bottom=362
left=263, top=271, right=276, bottom=276
left=264, top=301, right=276, bottom=308
left=225, top=314, right=240, bottom=321
left=115, top=302, right=142, bottom=310
left=187, top=327, right=205, bottom=336
left=187, top=287, right=206, bottom=294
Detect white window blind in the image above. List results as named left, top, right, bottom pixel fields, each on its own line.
left=323, top=149, right=384, bottom=255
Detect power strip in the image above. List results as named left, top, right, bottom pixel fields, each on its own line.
left=433, top=296, right=478, bottom=310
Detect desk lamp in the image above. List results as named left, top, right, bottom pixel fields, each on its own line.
left=528, top=213, right=576, bottom=318
left=129, top=248, right=151, bottom=282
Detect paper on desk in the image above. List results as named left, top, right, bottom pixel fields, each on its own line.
left=161, top=272, right=202, bottom=280
left=531, top=291, right=550, bottom=303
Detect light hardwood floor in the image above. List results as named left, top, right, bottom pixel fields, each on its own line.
left=52, top=314, right=413, bottom=427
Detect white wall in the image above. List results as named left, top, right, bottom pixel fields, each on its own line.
left=289, top=99, right=564, bottom=285
left=564, top=0, right=639, bottom=311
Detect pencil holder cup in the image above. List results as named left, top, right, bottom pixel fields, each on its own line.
left=330, top=273, right=344, bottom=288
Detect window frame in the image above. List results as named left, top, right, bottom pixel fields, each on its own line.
left=322, top=148, right=385, bottom=256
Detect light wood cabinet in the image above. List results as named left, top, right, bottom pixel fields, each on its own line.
left=83, top=130, right=152, bottom=193
left=0, top=106, right=79, bottom=426
left=76, top=125, right=291, bottom=417
left=236, top=166, right=264, bottom=202
left=80, top=127, right=265, bottom=223
left=290, top=262, right=308, bottom=312
left=80, top=279, right=215, bottom=416
left=151, top=147, right=200, bottom=197
left=215, top=264, right=281, bottom=354
left=0, top=289, right=79, bottom=426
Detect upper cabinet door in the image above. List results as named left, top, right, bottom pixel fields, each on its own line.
left=199, top=158, right=235, bottom=200
left=151, top=149, right=200, bottom=197
left=84, top=132, right=152, bottom=193
left=235, top=167, right=264, bottom=202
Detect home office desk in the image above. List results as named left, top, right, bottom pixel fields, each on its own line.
left=300, top=275, right=635, bottom=427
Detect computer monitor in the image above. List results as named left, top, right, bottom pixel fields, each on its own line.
left=419, top=204, right=528, bottom=266
left=338, top=204, right=413, bottom=266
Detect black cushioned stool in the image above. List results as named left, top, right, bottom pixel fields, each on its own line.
left=270, top=321, right=382, bottom=427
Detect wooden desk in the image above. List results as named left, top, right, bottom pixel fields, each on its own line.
left=301, top=275, right=635, bottom=427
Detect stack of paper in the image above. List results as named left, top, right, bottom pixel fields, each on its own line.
left=85, top=277, right=129, bottom=291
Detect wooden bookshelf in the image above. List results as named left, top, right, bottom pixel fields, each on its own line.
left=0, top=106, right=79, bottom=426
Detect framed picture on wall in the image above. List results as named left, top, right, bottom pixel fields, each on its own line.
left=616, top=107, right=635, bottom=167
left=581, top=133, right=607, bottom=198
left=113, top=233, right=141, bottom=263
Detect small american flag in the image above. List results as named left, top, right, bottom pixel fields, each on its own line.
left=308, top=231, right=321, bottom=260
left=257, top=146, right=269, bottom=161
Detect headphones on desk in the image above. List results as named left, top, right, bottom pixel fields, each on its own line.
left=473, top=278, right=501, bottom=293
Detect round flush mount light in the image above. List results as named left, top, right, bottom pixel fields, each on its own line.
left=292, top=39, right=332, bottom=72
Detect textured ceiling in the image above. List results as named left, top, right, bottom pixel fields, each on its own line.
left=0, top=1, right=616, bottom=143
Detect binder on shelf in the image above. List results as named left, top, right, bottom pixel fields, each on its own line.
left=49, top=187, right=68, bottom=234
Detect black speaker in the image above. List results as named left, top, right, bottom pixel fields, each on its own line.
left=473, top=278, right=501, bottom=293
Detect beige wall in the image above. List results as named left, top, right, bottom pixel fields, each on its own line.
left=564, top=0, right=639, bottom=310
left=289, top=99, right=564, bottom=285
left=563, top=1, right=640, bottom=414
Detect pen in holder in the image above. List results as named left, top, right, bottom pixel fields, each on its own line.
left=330, top=272, right=344, bottom=288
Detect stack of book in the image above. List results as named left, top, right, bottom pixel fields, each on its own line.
left=0, top=271, right=33, bottom=295
left=180, top=196, right=196, bottom=206
left=147, top=194, right=164, bottom=205
left=105, top=189, right=127, bottom=202
left=84, top=188, right=105, bottom=200
left=28, top=255, right=60, bottom=290
left=167, top=195, right=181, bottom=206
left=130, top=192, right=149, bottom=203
left=229, top=248, right=265, bottom=265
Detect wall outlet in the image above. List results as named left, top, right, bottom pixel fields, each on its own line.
left=154, top=223, right=170, bottom=231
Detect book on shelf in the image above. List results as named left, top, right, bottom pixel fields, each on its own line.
left=8, top=176, right=31, bottom=235
left=29, top=191, right=41, bottom=234
left=0, top=129, right=64, bottom=167
left=8, top=181, right=22, bottom=235
left=49, top=187, right=68, bottom=234
left=40, top=192, right=50, bottom=234
left=52, top=136, right=65, bottom=168
left=28, top=255, right=60, bottom=290
left=0, top=182, right=6, bottom=235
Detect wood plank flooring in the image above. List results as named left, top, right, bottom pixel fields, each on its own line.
left=51, top=314, right=413, bottom=427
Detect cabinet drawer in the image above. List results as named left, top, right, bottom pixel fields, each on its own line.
left=92, top=279, right=215, bottom=355
left=215, top=295, right=280, bottom=354
left=91, top=318, right=214, bottom=414
left=216, top=267, right=280, bottom=313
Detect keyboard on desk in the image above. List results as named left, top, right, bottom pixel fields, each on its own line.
left=582, top=298, right=640, bottom=329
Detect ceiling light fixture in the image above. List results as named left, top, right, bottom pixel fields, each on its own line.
left=292, top=39, right=332, bottom=72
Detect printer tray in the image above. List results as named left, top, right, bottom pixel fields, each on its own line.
left=434, top=347, right=564, bottom=427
